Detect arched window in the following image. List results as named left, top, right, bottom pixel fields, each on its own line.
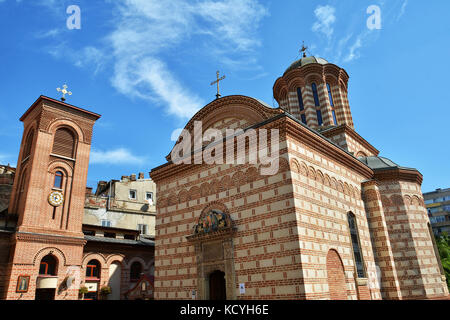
left=297, top=88, right=305, bottom=111
left=52, top=128, right=76, bottom=159
left=311, top=83, right=320, bottom=106
left=311, top=83, right=323, bottom=126
left=347, top=213, right=366, bottom=278
left=327, top=83, right=338, bottom=125
left=23, top=129, right=34, bottom=160
left=86, top=260, right=101, bottom=279
left=130, top=262, right=143, bottom=281
left=39, top=255, right=58, bottom=276
left=297, top=88, right=307, bottom=125
left=54, top=171, right=63, bottom=189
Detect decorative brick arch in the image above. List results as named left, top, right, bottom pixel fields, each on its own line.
left=82, top=253, right=107, bottom=268
left=47, top=160, right=74, bottom=178
left=106, top=254, right=125, bottom=268
left=326, top=249, right=348, bottom=300
left=33, top=247, right=67, bottom=267
left=47, top=118, right=85, bottom=143
left=125, top=256, right=147, bottom=269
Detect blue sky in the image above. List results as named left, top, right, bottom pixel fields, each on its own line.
left=0, top=0, right=449, bottom=192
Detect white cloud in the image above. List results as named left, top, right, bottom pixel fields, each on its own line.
left=397, top=0, right=408, bottom=20
left=344, top=34, right=363, bottom=62
left=48, top=0, right=268, bottom=120
left=312, top=5, right=336, bottom=39
left=90, top=148, right=146, bottom=165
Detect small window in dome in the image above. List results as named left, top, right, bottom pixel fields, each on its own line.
left=312, top=83, right=320, bottom=106
left=301, top=114, right=307, bottom=125
left=297, top=88, right=305, bottom=111
left=316, top=110, right=323, bottom=126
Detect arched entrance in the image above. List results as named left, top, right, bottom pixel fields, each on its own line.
left=326, top=250, right=348, bottom=300
left=209, top=270, right=226, bottom=300
left=36, top=254, right=58, bottom=300
left=108, top=262, right=122, bottom=300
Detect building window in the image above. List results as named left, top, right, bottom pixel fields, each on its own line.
left=104, top=232, right=116, bottom=238
left=301, top=114, right=307, bottom=125
left=52, top=127, right=76, bottom=159
left=130, top=262, right=143, bottom=281
left=138, top=224, right=148, bottom=235
left=124, top=234, right=136, bottom=240
left=327, top=84, right=334, bottom=106
left=54, top=171, right=63, bottom=189
left=101, top=220, right=112, bottom=227
left=129, top=190, right=137, bottom=200
left=39, top=255, right=57, bottom=276
left=297, top=88, right=305, bottom=111
left=327, top=84, right=338, bottom=125
left=86, top=260, right=101, bottom=279
left=146, top=192, right=153, bottom=201
left=23, top=129, right=34, bottom=160
left=316, top=110, right=323, bottom=126
left=347, top=213, right=366, bottom=278
left=312, top=83, right=320, bottom=106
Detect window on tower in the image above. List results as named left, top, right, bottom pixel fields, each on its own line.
left=54, top=171, right=63, bottom=189
left=301, top=114, right=307, bottom=125
left=312, top=83, right=320, bottom=106
left=297, top=88, right=305, bottom=111
left=327, top=83, right=338, bottom=125
left=52, top=127, right=76, bottom=159
left=316, top=110, right=323, bottom=126
left=23, top=129, right=34, bottom=160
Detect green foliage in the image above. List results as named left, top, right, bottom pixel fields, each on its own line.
left=435, top=232, right=450, bottom=289
left=79, top=286, right=89, bottom=295
left=100, top=286, right=112, bottom=296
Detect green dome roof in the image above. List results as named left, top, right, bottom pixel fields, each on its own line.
left=285, top=56, right=329, bottom=74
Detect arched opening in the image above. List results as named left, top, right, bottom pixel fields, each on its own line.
left=108, top=262, right=122, bottom=300
left=84, top=259, right=101, bottom=300
left=326, top=250, right=347, bottom=300
left=53, top=171, right=64, bottom=189
left=52, top=127, right=76, bottom=159
left=209, top=270, right=226, bottom=300
left=39, top=255, right=58, bottom=276
left=130, top=261, right=143, bottom=282
left=23, top=129, right=34, bottom=160
left=86, top=259, right=101, bottom=279
left=36, top=254, right=58, bottom=301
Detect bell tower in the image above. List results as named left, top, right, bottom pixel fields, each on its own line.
left=5, top=95, right=100, bottom=300
left=274, top=53, right=379, bottom=158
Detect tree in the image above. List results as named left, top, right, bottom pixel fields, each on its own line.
left=436, top=232, right=450, bottom=289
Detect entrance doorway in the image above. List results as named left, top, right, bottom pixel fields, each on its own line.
left=209, top=270, right=226, bottom=300
left=35, top=289, right=56, bottom=300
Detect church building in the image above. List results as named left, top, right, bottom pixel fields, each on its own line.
left=150, top=55, right=449, bottom=300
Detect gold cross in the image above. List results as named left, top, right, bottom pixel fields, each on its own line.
left=210, top=71, right=226, bottom=99
left=300, top=41, right=308, bottom=58
left=56, top=84, right=72, bottom=102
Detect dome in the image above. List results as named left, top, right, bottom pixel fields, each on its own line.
left=285, top=56, right=329, bottom=74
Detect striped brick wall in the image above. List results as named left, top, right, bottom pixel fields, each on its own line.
left=379, top=180, right=449, bottom=299
left=287, top=137, right=381, bottom=300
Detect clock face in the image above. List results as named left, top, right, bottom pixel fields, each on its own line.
left=49, top=191, right=64, bottom=207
